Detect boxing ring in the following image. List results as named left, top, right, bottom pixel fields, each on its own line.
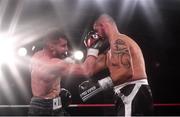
left=0, top=103, right=179, bottom=116
left=0, top=103, right=180, bottom=108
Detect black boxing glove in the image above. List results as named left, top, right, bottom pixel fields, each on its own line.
left=84, top=31, right=104, bottom=57
left=79, top=76, right=113, bottom=102
left=84, top=31, right=103, bottom=49
left=60, top=88, right=72, bottom=108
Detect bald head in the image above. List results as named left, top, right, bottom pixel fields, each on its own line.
left=93, top=14, right=118, bottom=38
left=95, top=14, right=115, bottom=26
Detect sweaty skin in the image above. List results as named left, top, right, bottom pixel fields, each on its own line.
left=92, top=14, right=147, bottom=86
left=106, top=34, right=147, bottom=85
left=31, top=50, right=61, bottom=99
left=30, top=38, right=97, bottom=99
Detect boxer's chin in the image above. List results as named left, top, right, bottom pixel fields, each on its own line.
left=59, top=53, right=67, bottom=59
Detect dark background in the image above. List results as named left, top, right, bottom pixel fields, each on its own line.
left=0, top=0, right=180, bottom=115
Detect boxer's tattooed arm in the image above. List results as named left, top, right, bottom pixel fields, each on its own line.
left=112, top=39, right=131, bottom=69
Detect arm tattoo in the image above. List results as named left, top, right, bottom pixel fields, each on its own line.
left=112, top=39, right=131, bottom=69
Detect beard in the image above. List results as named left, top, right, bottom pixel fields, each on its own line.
left=58, top=51, right=70, bottom=59
left=58, top=52, right=67, bottom=59
left=52, top=50, right=67, bottom=59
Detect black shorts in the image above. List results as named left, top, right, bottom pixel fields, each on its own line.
left=28, top=97, right=69, bottom=116
left=114, top=79, right=154, bottom=116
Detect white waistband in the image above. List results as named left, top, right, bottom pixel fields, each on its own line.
left=114, top=79, right=148, bottom=93
left=53, top=96, right=62, bottom=110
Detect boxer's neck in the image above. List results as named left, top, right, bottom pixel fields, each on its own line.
left=106, top=25, right=120, bottom=40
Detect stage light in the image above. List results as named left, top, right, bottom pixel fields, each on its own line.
left=18, top=47, right=27, bottom=56
left=0, top=33, right=15, bottom=64
left=73, top=50, right=84, bottom=61
left=32, top=45, right=36, bottom=51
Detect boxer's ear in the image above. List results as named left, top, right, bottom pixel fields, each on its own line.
left=48, top=43, right=55, bottom=51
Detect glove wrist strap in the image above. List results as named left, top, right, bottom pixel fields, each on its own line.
left=87, top=48, right=99, bottom=58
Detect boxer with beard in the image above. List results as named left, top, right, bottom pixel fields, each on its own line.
left=28, top=29, right=103, bottom=116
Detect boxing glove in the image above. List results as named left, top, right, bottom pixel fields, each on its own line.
left=60, top=88, right=72, bottom=108
left=84, top=31, right=103, bottom=49
left=79, top=76, right=113, bottom=102
left=84, top=31, right=104, bottom=57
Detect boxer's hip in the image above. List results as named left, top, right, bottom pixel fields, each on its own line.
left=114, top=78, right=148, bottom=93
left=113, top=79, right=153, bottom=116
left=30, top=96, right=62, bottom=110
left=113, top=78, right=151, bottom=102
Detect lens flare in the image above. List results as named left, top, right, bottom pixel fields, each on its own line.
left=18, top=47, right=27, bottom=56
left=0, top=33, right=15, bottom=64
left=73, top=50, right=84, bottom=61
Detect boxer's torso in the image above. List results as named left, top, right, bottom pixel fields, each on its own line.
left=106, top=33, right=147, bottom=85
left=31, top=50, right=60, bottom=99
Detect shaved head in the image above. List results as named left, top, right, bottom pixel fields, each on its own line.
left=95, top=14, right=115, bottom=26
left=93, top=14, right=118, bottom=38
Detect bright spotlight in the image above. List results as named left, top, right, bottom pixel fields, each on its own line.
left=32, top=45, right=36, bottom=51
left=0, top=33, right=15, bottom=64
left=73, top=50, right=84, bottom=61
left=18, top=47, right=27, bottom=56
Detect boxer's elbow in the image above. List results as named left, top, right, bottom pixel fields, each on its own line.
left=76, top=68, right=93, bottom=78
left=83, top=69, right=94, bottom=77
left=78, top=63, right=94, bottom=77
left=68, top=65, right=92, bottom=78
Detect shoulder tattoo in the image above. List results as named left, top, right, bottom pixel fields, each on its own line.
left=112, top=39, right=131, bottom=69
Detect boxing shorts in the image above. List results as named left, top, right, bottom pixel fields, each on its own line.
left=28, top=96, right=67, bottom=116
left=114, top=79, right=154, bottom=116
